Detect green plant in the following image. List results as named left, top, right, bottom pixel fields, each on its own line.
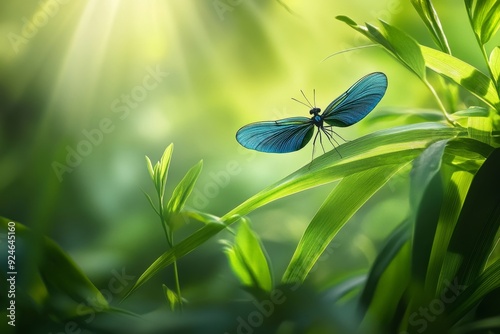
left=142, top=144, right=203, bottom=311
left=122, top=1, right=500, bottom=332
left=0, top=218, right=112, bottom=333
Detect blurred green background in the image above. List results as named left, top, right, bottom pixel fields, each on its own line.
left=0, top=0, right=495, bottom=332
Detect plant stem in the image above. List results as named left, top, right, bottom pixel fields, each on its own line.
left=171, top=234, right=184, bottom=312
left=424, top=79, right=458, bottom=127
left=466, top=7, right=497, bottom=87
left=158, top=194, right=183, bottom=311
left=480, top=44, right=497, bottom=88
left=158, top=196, right=172, bottom=248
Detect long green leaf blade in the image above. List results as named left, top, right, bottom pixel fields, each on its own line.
left=336, top=16, right=425, bottom=79
left=421, top=45, right=500, bottom=109
left=489, top=46, right=500, bottom=88
left=425, top=169, right=474, bottom=295
left=359, top=220, right=412, bottom=311
left=467, top=0, right=500, bottom=44
left=282, top=164, right=405, bottom=284
left=380, top=21, right=426, bottom=79
left=158, top=144, right=174, bottom=197
left=481, top=2, right=500, bottom=44
left=410, top=140, right=448, bottom=286
left=410, top=0, right=451, bottom=53
left=445, top=148, right=500, bottom=286
left=434, top=259, right=500, bottom=330
left=359, top=232, right=412, bottom=332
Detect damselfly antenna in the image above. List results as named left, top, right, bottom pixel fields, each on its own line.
left=301, top=90, right=313, bottom=108
left=292, top=89, right=316, bottom=109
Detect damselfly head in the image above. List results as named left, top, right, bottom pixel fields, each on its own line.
left=309, top=107, right=321, bottom=115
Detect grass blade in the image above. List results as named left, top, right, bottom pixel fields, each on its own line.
left=445, top=148, right=500, bottom=286
left=489, top=46, right=500, bottom=88
left=425, top=169, right=474, bottom=295
left=282, top=164, right=405, bottom=284
left=410, top=140, right=449, bottom=286
left=439, top=259, right=500, bottom=330
left=337, top=16, right=426, bottom=79
left=421, top=45, right=500, bottom=109
left=359, top=231, right=412, bottom=333
left=410, top=0, right=451, bottom=53
left=359, top=220, right=412, bottom=312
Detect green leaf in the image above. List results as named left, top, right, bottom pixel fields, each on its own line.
left=421, top=45, right=500, bottom=109
left=436, top=259, right=500, bottom=330
left=359, top=220, right=412, bottom=311
left=425, top=169, right=475, bottom=295
left=157, top=144, right=174, bottom=197
left=145, top=155, right=154, bottom=180
left=466, top=0, right=500, bottom=44
left=162, top=284, right=180, bottom=311
left=468, top=116, right=493, bottom=145
left=324, top=274, right=367, bottom=303
left=359, top=229, right=412, bottom=332
left=489, top=46, right=500, bottom=87
left=167, top=160, right=203, bottom=214
left=141, top=188, right=160, bottom=217
left=368, top=107, right=445, bottom=123
left=482, top=2, right=500, bottom=44
left=153, top=162, right=161, bottom=194
left=123, top=221, right=227, bottom=300
left=453, top=315, right=500, bottom=334
left=445, top=148, right=500, bottom=287
left=282, top=164, right=406, bottom=284
left=124, top=123, right=465, bottom=299
left=223, top=218, right=273, bottom=292
left=410, top=0, right=451, bottom=53
left=0, top=218, right=108, bottom=320
left=337, top=16, right=426, bottom=79
left=184, top=210, right=227, bottom=225
left=380, top=21, right=426, bottom=79
left=452, top=106, right=490, bottom=118
left=444, top=138, right=493, bottom=165
left=407, top=138, right=491, bottom=311
left=410, top=140, right=448, bottom=286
